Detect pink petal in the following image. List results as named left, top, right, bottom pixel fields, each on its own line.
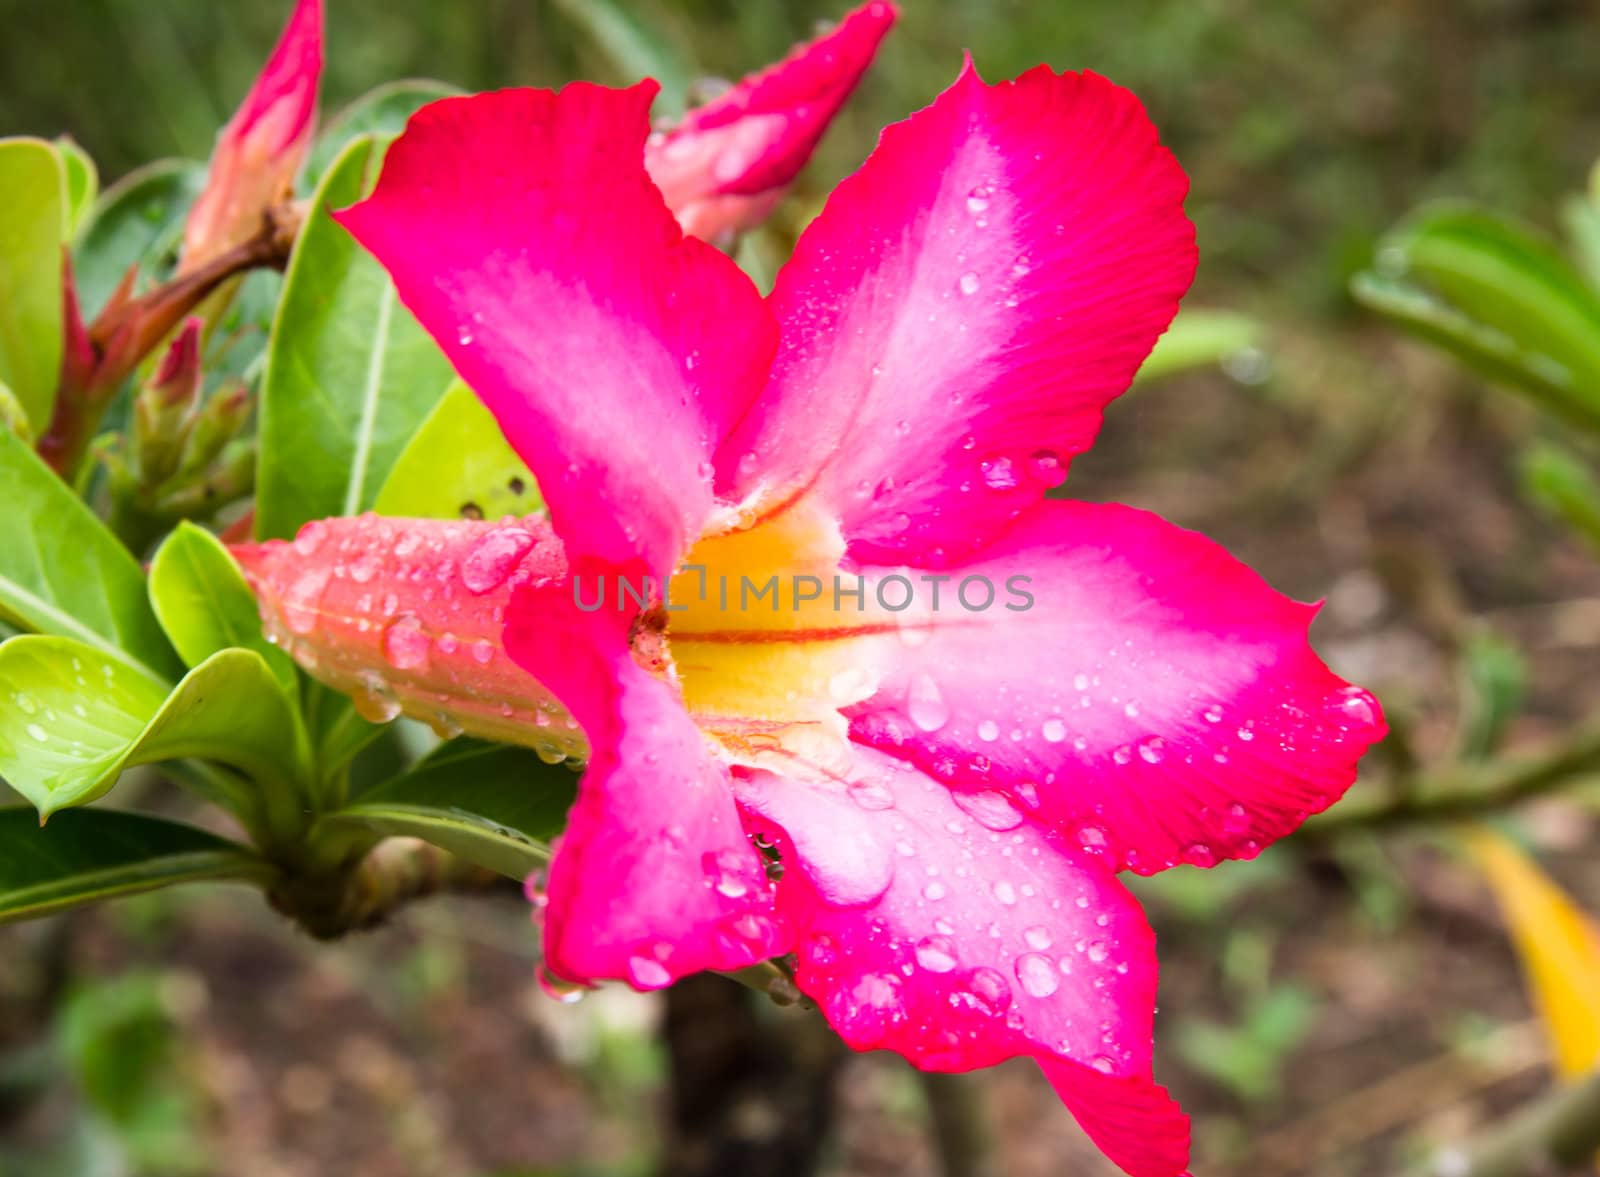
left=336, top=83, right=778, bottom=583
left=732, top=748, right=1190, bottom=1177
left=181, top=0, right=321, bottom=273
left=504, top=580, right=789, bottom=988
left=718, top=64, right=1196, bottom=566
left=647, top=2, right=896, bottom=242
left=847, top=500, right=1386, bottom=874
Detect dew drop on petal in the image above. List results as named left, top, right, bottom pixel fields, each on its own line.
left=536, top=964, right=586, bottom=1004
left=1086, top=940, right=1109, bottom=964
left=977, top=719, right=999, bottom=742
left=461, top=527, right=536, bottom=594
left=291, top=520, right=327, bottom=556
left=847, top=779, right=896, bottom=812
left=1023, top=925, right=1053, bottom=951
left=471, top=639, right=495, bottom=664
left=992, top=880, right=1018, bottom=906
left=958, top=271, right=981, bottom=295
left=953, top=788, right=1024, bottom=831
left=352, top=670, right=402, bottom=724
left=381, top=614, right=432, bottom=671
left=914, top=935, right=958, bottom=973
left=26, top=723, right=48, bottom=742
left=965, top=966, right=1011, bottom=1015
left=627, top=955, right=673, bottom=989
left=1042, top=718, right=1067, bottom=744
left=965, top=187, right=991, bottom=214
left=980, top=457, right=1018, bottom=491
left=1137, top=736, right=1165, bottom=765
left=282, top=567, right=331, bottom=635
left=907, top=673, right=950, bottom=732
left=1015, top=952, right=1060, bottom=998
left=1091, top=1055, right=1117, bottom=1075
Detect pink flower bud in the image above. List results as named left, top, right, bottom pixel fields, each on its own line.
left=646, top=2, right=895, bottom=242
left=179, top=0, right=322, bottom=273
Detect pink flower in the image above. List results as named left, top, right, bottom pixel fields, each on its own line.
left=179, top=0, right=322, bottom=273
left=646, top=3, right=896, bottom=243
left=245, top=54, right=1385, bottom=1177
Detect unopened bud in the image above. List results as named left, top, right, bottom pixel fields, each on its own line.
left=132, top=319, right=203, bottom=485
left=232, top=513, right=587, bottom=759
left=174, top=380, right=252, bottom=480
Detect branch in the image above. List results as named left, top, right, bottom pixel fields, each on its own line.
left=1407, top=1067, right=1600, bottom=1177
left=1297, top=720, right=1600, bottom=843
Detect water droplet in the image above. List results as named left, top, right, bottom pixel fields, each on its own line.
left=627, top=954, right=672, bottom=989
left=352, top=670, right=401, bottom=723
left=977, top=719, right=999, bottom=742
left=1202, top=704, right=1224, bottom=723
left=1042, top=718, right=1067, bottom=744
left=914, top=935, right=958, bottom=973
left=958, top=271, right=981, bottom=295
left=381, top=614, right=432, bottom=671
left=1237, top=723, right=1256, bottom=742
left=923, top=880, right=948, bottom=901
left=461, top=527, right=536, bottom=594
left=953, top=789, right=1024, bottom=831
left=980, top=457, right=1018, bottom=490
left=1028, top=450, right=1065, bottom=486
left=1335, top=686, right=1378, bottom=727
left=25, top=723, right=48, bottom=742
left=347, top=555, right=379, bottom=584
left=471, top=639, right=495, bottom=664
left=847, top=779, right=896, bottom=811
left=1023, top=925, right=1052, bottom=950
left=1123, top=701, right=1140, bottom=719
left=965, top=967, right=1011, bottom=1015
left=1086, top=941, right=1109, bottom=964
left=1112, top=745, right=1133, bottom=766
left=907, top=674, right=950, bottom=732
left=291, top=520, right=327, bottom=556
left=992, top=880, right=1017, bottom=906
left=965, top=186, right=991, bottom=214
left=1137, top=737, right=1165, bottom=765
left=15, top=694, right=37, bottom=716
left=1184, top=842, right=1217, bottom=867
left=703, top=849, right=752, bottom=898
left=1015, top=952, right=1059, bottom=997
left=536, top=964, right=586, bottom=1004
left=1223, top=802, right=1250, bottom=835
left=282, top=567, right=332, bottom=635
left=1091, top=1055, right=1116, bottom=1075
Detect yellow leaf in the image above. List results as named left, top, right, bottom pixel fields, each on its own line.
left=1466, top=828, right=1600, bottom=1079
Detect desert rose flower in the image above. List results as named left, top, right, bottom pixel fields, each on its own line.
left=238, top=55, right=1385, bottom=1177
left=179, top=0, right=322, bottom=273
left=646, top=3, right=896, bottom=243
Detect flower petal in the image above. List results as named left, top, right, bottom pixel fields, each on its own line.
left=181, top=0, right=321, bottom=273
left=337, top=83, right=778, bottom=582
left=846, top=500, right=1386, bottom=874
left=718, top=64, right=1196, bottom=566
left=647, top=2, right=896, bottom=242
left=504, top=580, right=788, bottom=988
left=732, top=748, right=1189, bottom=1177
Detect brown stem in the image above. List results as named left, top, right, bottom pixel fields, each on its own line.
left=269, top=837, right=499, bottom=941
left=1406, top=1068, right=1600, bottom=1177
left=35, top=205, right=299, bottom=480
left=1297, top=720, right=1600, bottom=843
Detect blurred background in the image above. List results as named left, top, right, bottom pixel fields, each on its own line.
left=5, top=1, right=1600, bottom=1175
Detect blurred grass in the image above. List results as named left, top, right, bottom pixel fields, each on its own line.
left=2, top=0, right=1598, bottom=315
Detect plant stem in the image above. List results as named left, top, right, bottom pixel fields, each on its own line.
left=269, top=837, right=498, bottom=940
left=1407, top=1067, right=1600, bottom=1177
left=919, top=1071, right=996, bottom=1177
left=1298, top=720, right=1600, bottom=842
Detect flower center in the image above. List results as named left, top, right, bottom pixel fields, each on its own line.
left=664, top=502, right=904, bottom=776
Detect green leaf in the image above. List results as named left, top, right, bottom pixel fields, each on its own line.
left=1456, top=628, right=1526, bottom=762
left=71, top=158, right=205, bottom=321
left=257, top=135, right=456, bottom=540
left=1519, top=441, right=1600, bottom=555
left=147, top=522, right=297, bottom=694
left=550, top=0, right=691, bottom=116
left=1350, top=272, right=1598, bottom=431
left=0, top=427, right=181, bottom=681
left=307, top=79, right=464, bottom=180
left=1373, top=202, right=1600, bottom=428
left=0, top=636, right=309, bottom=820
left=0, top=138, right=67, bottom=433
left=0, top=807, right=268, bottom=924
left=318, top=741, right=577, bottom=878
left=54, top=137, right=98, bottom=241
left=1560, top=190, right=1600, bottom=297
left=1134, top=308, right=1265, bottom=385
left=373, top=381, right=540, bottom=520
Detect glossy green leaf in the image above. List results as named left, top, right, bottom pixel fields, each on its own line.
left=373, top=381, right=540, bottom=520
left=0, top=636, right=309, bottom=820
left=147, top=522, right=297, bottom=694
left=72, top=158, right=205, bottom=320
left=1374, top=202, right=1600, bottom=427
left=1350, top=272, right=1598, bottom=431
left=0, top=807, right=268, bottom=924
left=1560, top=189, right=1600, bottom=297
left=319, top=740, right=578, bottom=878
left=307, top=79, right=463, bottom=180
left=54, top=137, right=98, bottom=241
left=0, top=138, right=66, bottom=432
left=257, top=135, right=455, bottom=540
left=0, top=427, right=181, bottom=681
left=1134, top=308, right=1265, bottom=385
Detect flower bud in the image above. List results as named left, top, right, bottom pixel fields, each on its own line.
left=646, top=2, right=895, bottom=243
left=173, top=379, right=252, bottom=481
left=233, top=513, right=587, bottom=762
left=132, top=318, right=202, bottom=484
left=179, top=0, right=322, bottom=274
